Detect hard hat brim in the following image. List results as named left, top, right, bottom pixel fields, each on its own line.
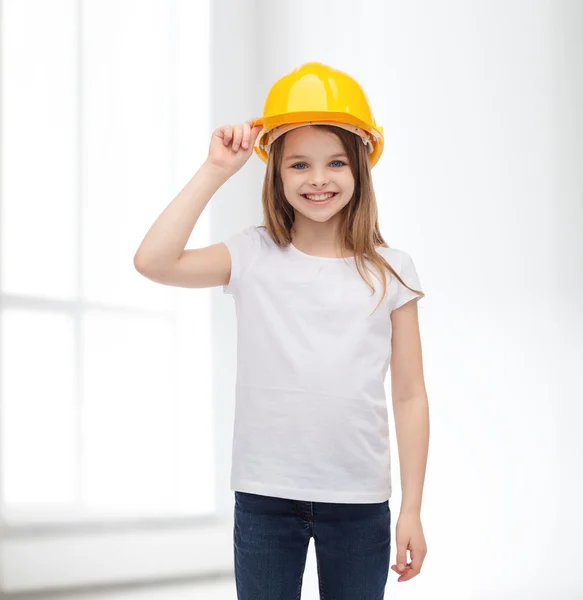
left=253, top=111, right=384, bottom=168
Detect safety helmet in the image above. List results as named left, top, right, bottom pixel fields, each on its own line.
left=253, top=62, right=384, bottom=168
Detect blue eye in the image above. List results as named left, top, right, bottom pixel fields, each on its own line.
left=291, top=160, right=346, bottom=169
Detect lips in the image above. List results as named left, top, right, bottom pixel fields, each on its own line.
left=301, top=192, right=338, bottom=206
left=302, top=192, right=337, bottom=198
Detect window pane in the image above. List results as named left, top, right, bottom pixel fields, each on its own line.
left=173, top=287, right=214, bottom=514
left=0, top=0, right=77, bottom=299
left=81, top=0, right=173, bottom=312
left=1, top=310, right=77, bottom=507
left=0, top=0, right=214, bottom=525
left=83, top=310, right=181, bottom=515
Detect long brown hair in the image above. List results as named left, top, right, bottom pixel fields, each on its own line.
left=259, top=124, right=424, bottom=315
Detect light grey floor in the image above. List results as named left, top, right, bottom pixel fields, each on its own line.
left=12, top=542, right=322, bottom=600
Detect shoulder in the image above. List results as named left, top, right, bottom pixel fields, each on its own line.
left=374, top=245, right=411, bottom=271
left=226, top=224, right=270, bottom=246
left=223, top=225, right=280, bottom=263
left=251, top=225, right=284, bottom=253
left=238, top=224, right=270, bottom=241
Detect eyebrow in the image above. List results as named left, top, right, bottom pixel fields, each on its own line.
left=284, top=153, right=348, bottom=161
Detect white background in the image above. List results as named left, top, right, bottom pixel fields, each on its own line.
left=1, top=0, right=581, bottom=598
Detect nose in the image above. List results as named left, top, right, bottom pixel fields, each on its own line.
left=309, top=172, right=330, bottom=188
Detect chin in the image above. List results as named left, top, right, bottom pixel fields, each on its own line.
left=295, top=207, right=342, bottom=223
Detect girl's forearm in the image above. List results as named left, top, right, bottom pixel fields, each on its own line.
left=392, top=395, right=430, bottom=514
left=133, top=161, right=230, bottom=273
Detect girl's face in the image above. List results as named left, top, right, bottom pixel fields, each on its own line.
left=279, top=126, right=355, bottom=224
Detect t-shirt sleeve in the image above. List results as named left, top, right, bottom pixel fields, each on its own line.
left=392, top=250, right=424, bottom=312
left=222, top=225, right=262, bottom=295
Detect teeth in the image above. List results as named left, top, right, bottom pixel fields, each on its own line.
left=304, top=193, right=335, bottom=201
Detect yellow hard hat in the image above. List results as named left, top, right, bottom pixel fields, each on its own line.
left=254, top=62, right=384, bottom=168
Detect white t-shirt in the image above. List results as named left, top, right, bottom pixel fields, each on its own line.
left=223, top=225, right=423, bottom=503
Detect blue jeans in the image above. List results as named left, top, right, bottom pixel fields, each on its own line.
left=233, top=491, right=391, bottom=600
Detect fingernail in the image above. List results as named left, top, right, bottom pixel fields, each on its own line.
left=398, top=564, right=405, bottom=570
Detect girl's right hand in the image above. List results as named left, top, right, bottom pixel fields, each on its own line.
left=206, top=118, right=263, bottom=177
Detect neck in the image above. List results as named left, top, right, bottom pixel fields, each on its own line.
left=291, top=214, right=348, bottom=258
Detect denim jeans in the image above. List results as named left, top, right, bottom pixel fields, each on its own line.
left=233, top=490, right=391, bottom=600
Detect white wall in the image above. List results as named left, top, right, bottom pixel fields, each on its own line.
left=2, top=0, right=579, bottom=597
left=211, top=0, right=583, bottom=598
left=553, top=0, right=583, bottom=597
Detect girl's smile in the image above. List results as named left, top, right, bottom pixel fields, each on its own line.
left=301, top=192, right=339, bottom=206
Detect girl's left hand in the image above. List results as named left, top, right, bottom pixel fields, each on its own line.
left=390, top=510, right=427, bottom=582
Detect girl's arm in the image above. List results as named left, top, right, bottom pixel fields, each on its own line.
left=134, top=161, right=229, bottom=272
left=390, top=299, right=430, bottom=513
left=133, top=119, right=261, bottom=288
left=133, top=161, right=232, bottom=287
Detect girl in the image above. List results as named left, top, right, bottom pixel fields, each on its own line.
left=134, top=62, right=429, bottom=599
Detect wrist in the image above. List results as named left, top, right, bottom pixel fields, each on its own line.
left=400, top=503, right=422, bottom=515
left=202, top=159, right=234, bottom=183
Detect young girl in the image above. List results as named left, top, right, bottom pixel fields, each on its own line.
left=134, top=61, right=429, bottom=599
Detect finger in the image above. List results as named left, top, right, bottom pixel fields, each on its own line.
left=398, top=554, right=420, bottom=582
left=392, top=563, right=413, bottom=580
left=391, top=563, right=412, bottom=574
left=244, top=117, right=263, bottom=143
left=232, top=125, right=243, bottom=152
left=399, top=566, right=418, bottom=582
left=395, top=550, right=408, bottom=572
left=410, top=545, right=425, bottom=570
left=241, top=122, right=251, bottom=150
left=251, top=124, right=263, bottom=142
left=222, top=126, right=233, bottom=146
